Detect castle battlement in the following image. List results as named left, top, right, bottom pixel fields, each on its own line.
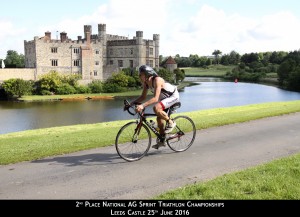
left=106, top=34, right=129, bottom=41
left=24, top=23, right=160, bottom=82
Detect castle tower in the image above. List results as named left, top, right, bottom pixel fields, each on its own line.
left=153, top=34, right=160, bottom=68
left=82, top=25, right=93, bottom=80
left=136, top=31, right=143, bottom=67
left=84, top=25, right=92, bottom=44
left=98, top=24, right=107, bottom=65
left=98, top=24, right=106, bottom=44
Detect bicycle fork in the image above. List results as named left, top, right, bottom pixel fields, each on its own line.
left=132, top=120, right=143, bottom=143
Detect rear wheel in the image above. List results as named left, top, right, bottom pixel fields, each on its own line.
left=115, top=122, right=151, bottom=161
left=166, top=116, right=196, bottom=152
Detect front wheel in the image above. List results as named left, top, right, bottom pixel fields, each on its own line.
left=115, top=122, right=151, bottom=162
left=166, top=116, right=196, bottom=152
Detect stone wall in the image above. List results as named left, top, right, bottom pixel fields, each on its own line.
left=0, top=68, right=36, bottom=82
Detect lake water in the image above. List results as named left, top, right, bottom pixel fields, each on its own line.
left=1, top=79, right=300, bottom=134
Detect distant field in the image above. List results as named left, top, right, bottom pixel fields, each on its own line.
left=182, top=65, right=235, bottom=77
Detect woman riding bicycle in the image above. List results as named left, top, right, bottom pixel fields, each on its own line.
left=127, top=65, right=180, bottom=149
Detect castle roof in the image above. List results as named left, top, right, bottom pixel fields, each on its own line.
left=165, top=56, right=177, bottom=64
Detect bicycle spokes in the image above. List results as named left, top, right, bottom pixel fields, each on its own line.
left=132, top=133, right=139, bottom=143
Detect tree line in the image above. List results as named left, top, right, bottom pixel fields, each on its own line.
left=161, top=49, right=300, bottom=91
left=1, top=49, right=300, bottom=93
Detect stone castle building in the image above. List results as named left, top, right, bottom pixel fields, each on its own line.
left=24, top=23, right=160, bottom=82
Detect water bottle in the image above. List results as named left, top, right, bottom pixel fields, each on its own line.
left=150, top=120, right=158, bottom=130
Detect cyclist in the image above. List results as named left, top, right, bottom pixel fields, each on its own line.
left=127, top=65, right=180, bottom=149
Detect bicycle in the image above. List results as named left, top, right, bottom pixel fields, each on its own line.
left=115, top=100, right=196, bottom=162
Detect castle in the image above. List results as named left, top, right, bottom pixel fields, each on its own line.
left=24, top=23, right=160, bottom=82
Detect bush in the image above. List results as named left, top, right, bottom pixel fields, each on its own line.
left=88, top=80, right=103, bottom=93
left=56, top=83, right=76, bottom=95
left=76, top=85, right=91, bottom=94
left=40, top=90, right=53, bottom=95
left=2, top=78, right=33, bottom=98
left=61, top=74, right=81, bottom=86
left=36, top=71, right=62, bottom=94
left=102, top=82, right=124, bottom=93
left=110, top=72, right=129, bottom=87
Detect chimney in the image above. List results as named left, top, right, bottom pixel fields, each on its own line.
left=84, top=25, right=92, bottom=45
left=45, top=31, right=51, bottom=40
left=60, top=32, right=67, bottom=42
left=78, top=36, right=82, bottom=41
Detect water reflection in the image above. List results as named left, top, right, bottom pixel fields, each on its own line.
left=1, top=80, right=300, bottom=134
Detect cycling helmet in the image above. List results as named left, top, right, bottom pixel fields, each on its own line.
left=138, top=65, right=158, bottom=77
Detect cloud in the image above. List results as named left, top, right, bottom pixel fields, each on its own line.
left=164, top=5, right=300, bottom=56
left=0, top=20, right=27, bottom=58
left=1, top=1, right=300, bottom=58
left=40, top=0, right=170, bottom=40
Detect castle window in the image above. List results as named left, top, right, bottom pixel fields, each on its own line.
left=110, top=60, right=113, bottom=65
left=51, top=59, right=58, bottom=66
left=130, top=49, right=133, bottom=55
left=150, top=48, right=153, bottom=55
left=150, top=60, right=153, bottom=67
left=129, top=60, right=133, bottom=68
left=118, top=60, right=123, bottom=67
left=119, top=48, right=123, bottom=55
left=51, top=47, right=58, bottom=53
left=95, top=50, right=100, bottom=54
left=95, top=61, right=100, bottom=66
left=94, top=70, right=98, bottom=76
left=146, top=59, right=149, bottom=66
left=74, top=59, right=80, bottom=66
left=73, top=48, right=80, bottom=54
left=146, top=48, right=149, bottom=56
left=109, top=49, right=113, bottom=55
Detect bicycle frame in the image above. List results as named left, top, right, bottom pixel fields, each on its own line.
left=135, top=109, right=184, bottom=142
left=135, top=112, right=162, bottom=140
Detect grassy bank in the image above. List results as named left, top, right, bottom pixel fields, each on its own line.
left=183, top=65, right=234, bottom=77
left=1, top=100, right=300, bottom=165
left=155, top=152, right=300, bottom=199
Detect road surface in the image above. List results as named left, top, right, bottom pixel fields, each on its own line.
left=0, top=113, right=299, bottom=199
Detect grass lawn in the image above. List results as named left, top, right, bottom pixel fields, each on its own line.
left=155, top=152, right=300, bottom=199
left=1, top=100, right=300, bottom=165
left=182, top=65, right=235, bottom=77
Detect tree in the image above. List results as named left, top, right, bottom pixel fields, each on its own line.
left=277, top=50, right=300, bottom=89
left=174, top=68, right=185, bottom=84
left=2, top=78, right=33, bottom=98
left=4, top=50, right=25, bottom=68
left=212, top=50, right=222, bottom=64
left=229, top=50, right=240, bottom=65
left=157, top=68, right=174, bottom=83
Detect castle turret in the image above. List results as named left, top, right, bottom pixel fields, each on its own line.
left=98, top=24, right=106, bottom=44
left=84, top=25, right=92, bottom=44
left=153, top=34, right=160, bottom=68
left=98, top=24, right=107, bottom=65
left=136, top=31, right=143, bottom=66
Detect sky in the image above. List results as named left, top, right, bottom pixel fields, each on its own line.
left=1, top=0, right=300, bottom=59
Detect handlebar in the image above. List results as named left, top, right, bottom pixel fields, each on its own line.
left=124, top=99, right=144, bottom=116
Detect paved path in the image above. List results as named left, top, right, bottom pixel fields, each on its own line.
left=0, top=113, right=299, bottom=199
